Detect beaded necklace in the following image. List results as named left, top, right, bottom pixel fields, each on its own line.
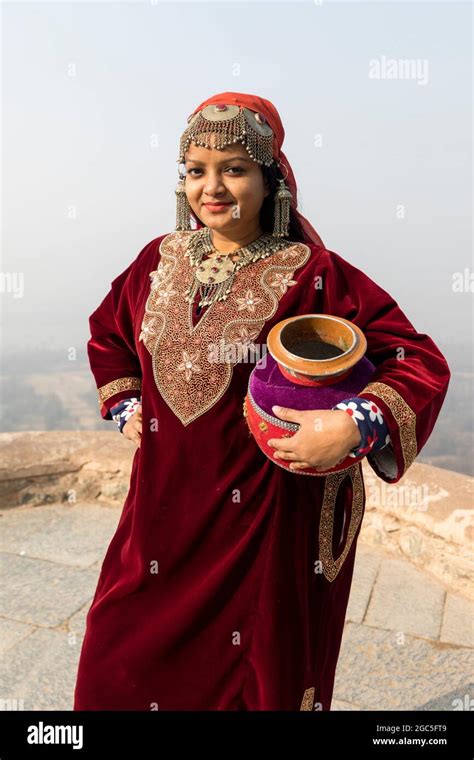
left=184, top=226, right=289, bottom=308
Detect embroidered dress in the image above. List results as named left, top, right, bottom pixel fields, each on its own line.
left=74, top=230, right=450, bottom=711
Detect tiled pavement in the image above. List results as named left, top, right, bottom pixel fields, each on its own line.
left=0, top=503, right=472, bottom=711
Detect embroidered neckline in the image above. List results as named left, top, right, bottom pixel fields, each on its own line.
left=139, top=230, right=312, bottom=425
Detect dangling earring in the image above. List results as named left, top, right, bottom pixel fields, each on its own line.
left=175, top=165, right=192, bottom=231
left=273, top=162, right=292, bottom=238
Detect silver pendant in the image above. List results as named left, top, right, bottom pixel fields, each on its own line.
left=194, top=256, right=235, bottom=285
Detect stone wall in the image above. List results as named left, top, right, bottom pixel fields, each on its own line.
left=1, top=431, right=472, bottom=599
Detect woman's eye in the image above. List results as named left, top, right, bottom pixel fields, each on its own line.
left=187, top=167, right=243, bottom=176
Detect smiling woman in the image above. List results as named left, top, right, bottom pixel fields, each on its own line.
left=185, top=133, right=312, bottom=253
left=184, top=138, right=270, bottom=254
left=74, top=91, right=450, bottom=712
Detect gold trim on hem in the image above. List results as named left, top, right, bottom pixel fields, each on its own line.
left=319, top=464, right=364, bottom=583
left=97, top=376, right=143, bottom=406
left=360, top=381, right=417, bottom=474
left=300, top=687, right=316, bottom=711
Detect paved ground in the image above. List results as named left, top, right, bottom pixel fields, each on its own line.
left=0, top=502, right=472, bottom=711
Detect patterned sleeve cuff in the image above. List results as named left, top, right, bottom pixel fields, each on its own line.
left=332, top=396, right=391, bottom=459
left=110, top=397, right=141, bottom=434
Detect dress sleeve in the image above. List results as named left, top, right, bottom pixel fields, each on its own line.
left=87, top=237, right=161, bottom=420
left=332, top=396, right=391, bottom=456
left=316, top=248, right=451, bottom=483
left=110, top=397, right=142, bottom=433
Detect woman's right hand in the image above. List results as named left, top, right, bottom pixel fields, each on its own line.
left=122, top=404, right=142, bottom=447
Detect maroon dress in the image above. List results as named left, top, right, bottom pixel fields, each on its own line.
left=73, top=230, right=450, bottom=711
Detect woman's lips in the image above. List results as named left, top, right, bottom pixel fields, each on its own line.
left=203, top=202, right=233, bottom=212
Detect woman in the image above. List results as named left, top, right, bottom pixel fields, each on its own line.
left=74, top=92, right=450, bottom=711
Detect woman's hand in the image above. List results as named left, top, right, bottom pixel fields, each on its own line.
left=267, top=407, right=361, bottom=471
left=122, top=404, right=142, bottom=447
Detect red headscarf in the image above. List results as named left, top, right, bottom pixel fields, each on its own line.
left=185, top=91, right=324, bottom=248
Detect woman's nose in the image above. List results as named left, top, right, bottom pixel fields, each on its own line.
left=202, top=172, right=226, bottom=195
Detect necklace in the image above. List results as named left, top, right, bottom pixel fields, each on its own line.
left=184, top=226, right=290, bottom=308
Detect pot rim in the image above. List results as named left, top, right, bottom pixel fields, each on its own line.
left=267, top=314, right=367, bottom=378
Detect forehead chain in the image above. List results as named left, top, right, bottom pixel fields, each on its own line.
left=178, top=104, right=276, bottom=169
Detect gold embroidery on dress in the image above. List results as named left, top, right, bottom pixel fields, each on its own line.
left=139, top=231, right=312, bottom=425
left=97, top=376, right=142, bottom=406
left=360, top=381, right=417, bottom=473
left=300, top=687, right=315, bottom=711
left=319, top=464, right=364, bottom=582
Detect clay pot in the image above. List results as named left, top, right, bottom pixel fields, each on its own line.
left=243, top=314, right=375, bottom=476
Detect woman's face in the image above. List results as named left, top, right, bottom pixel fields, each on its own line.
left=184, top=136, right=270, bottom=236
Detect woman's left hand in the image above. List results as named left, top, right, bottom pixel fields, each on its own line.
left=267, top=407, right=361, bottom=471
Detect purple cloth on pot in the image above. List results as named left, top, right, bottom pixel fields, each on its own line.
left=249, top=354, right=375, bottom=416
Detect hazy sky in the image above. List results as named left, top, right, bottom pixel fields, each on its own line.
left=2, top=0, right=472, bottom=368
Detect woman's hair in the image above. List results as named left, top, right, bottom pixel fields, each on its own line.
left=259, top=163, right=307, bottom=243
